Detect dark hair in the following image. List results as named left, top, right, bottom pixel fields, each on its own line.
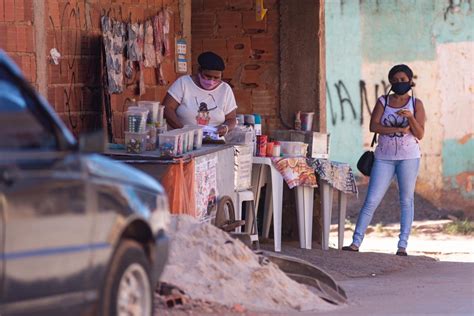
left=198, top=51, right=225, bottom=71
left=388, top=64, right=413, bottom=81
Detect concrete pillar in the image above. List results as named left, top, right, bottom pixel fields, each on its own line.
left=33, top=0, right=47, bottom=96
left=279, top=0, right=326, bottom=245
left=279, top=0, right=326, bottom=133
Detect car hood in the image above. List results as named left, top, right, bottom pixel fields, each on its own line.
left=85, top=154, right=165, bottom=194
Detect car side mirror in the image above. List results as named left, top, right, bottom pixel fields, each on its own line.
left=79, top=130, right=106, bottom=153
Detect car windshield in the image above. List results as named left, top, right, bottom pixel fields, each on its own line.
left=0, top=67, right=57, bottom=150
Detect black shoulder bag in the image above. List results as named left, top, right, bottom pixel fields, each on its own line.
left=357, top=94, right=389, bottom=176
left=357, top=133, right=377, bottom=176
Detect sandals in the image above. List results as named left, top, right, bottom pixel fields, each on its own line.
left=342, top=245, right=359, bottom=252
left=396, top=249, right=408, bottom=256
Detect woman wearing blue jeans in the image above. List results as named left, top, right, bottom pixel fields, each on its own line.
left=343, top=64, right=426, bottom=256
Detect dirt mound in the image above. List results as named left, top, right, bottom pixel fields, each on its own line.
left=160, top=215, right=337, bottom=313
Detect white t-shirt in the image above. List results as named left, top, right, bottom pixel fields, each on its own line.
left=167, top=75, right=237, bottom=127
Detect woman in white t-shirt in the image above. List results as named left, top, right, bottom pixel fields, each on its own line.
left=163, top=51, right=237, bottom=137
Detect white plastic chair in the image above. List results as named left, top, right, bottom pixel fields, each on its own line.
left=235, top=190, right=259, bottom=247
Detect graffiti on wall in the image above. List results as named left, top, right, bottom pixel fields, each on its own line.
left=326, top=79, right=390, bottom=126
left=49, top=0, right=101, bottom=135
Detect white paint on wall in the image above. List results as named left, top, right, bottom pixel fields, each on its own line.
left=436, top=41, right=474, bottom=140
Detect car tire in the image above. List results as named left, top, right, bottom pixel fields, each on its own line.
left=100, top=239, right=153, bottom=316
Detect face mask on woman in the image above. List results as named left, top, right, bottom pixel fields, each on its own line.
left=198, top=73, right=220, bottom=90
left=391, top=82, right=412, bottom=95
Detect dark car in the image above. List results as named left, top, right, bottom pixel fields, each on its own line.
left=0, top=50, right=170, bottom=315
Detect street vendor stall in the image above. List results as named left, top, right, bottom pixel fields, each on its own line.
left=105, top=143, right=249, bottom=223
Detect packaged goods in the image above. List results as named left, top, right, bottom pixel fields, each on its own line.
left=137, top=101, right=160, bottom=125
left=279, top=141, right=308, bottom=157
left=256, top=135, right=268, bottom=157
left=125, top=131, right=147, bottom=154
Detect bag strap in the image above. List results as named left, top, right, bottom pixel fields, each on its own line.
left=370, top=92, right=390, bottom=148
left=370, top=133, right=377, bottom=147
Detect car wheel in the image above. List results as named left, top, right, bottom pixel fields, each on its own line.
left=100, top=240, right=153, bottom=316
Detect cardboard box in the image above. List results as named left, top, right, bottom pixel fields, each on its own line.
left=270, top=130, right=330, bottom=159
left=233, top=144, right=253, bottom=191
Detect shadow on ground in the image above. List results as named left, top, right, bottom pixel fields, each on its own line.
left=338, top=182, right=468, bottom=226
left=259, top=241, right=436, bottom=281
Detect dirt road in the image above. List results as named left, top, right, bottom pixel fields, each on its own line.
left=317, top=261, right=474, bottom=316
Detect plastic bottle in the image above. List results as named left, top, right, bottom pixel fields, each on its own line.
left=295, top=111, right=301, bottom=131
left=273, top=141, right=281, bottom=157
left=253, top=114, right=262, bottom=136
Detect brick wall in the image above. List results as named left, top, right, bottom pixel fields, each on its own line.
left=192, top=0, right=281, bottom=133
left=0, top=0, right=36, bottom=84
left=1, top=0, right=182, bottom=140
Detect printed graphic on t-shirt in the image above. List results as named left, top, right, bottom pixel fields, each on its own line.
left=383, top=114, right=408, bottom=138
left=195, top=94, right=217, bottom=125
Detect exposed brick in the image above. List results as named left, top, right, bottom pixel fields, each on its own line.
left=216, top=11, right=242, bottom=37
left=144, top=67, right=157, bottom=85
left=250, top=36, right=277, bottom=61
left=26, top=26, right=35, bottom=52
left=5, top=26, right=17, bottom=52
left=227, top=36, right=251, bottom=64
left=252, top=89, right=277, bottom=115
left=24, top=0, right=33, bottom=22
left=202, top=38, right=227, bottom=60
left=0, top=0, right=5, bottom=21
left=242, top=10, right=266, bottom=35
left=266, top=9, right=279, bottom=34
left=47, top=0, right=60, bottom=28
left=16, top=26, right=27, bottom=52
left=30, top=55, right=37, bottom=83
left=222, top=62, right=242, bottom=82
left=4, top=0, right=14, bottom=22
left=0, top=25, right=7, bottom=47
left=48, top=87, right=56, bottom=107
left=202, top=0, right=227, bottom=11
left=228, top=0, right=253, bottom=11
left=15, top=0, right=25, bottom=22
left=192, top=0, right=203, bottom=11
left=191, top=39, right=203, bottom=65
left=233, top=89, right=252, bottom=113
left=192, top=12, right=216, bottom=38
left=241, top=67, right=263, bottom=85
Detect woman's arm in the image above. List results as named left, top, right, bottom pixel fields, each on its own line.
left=370, top=101, right=410, bottom=135
left=162, top=93, right=184, bottom=129
left=217, top=109, right=237, bottom=137
left=398, top=99, right=425, bottom=139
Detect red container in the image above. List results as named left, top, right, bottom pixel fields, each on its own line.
left=266, top=141, right=274, bottom=157
left=256, top=135, right=268, bottom=157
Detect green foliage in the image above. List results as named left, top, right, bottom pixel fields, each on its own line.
left=444, top=220, right=474, bottom=236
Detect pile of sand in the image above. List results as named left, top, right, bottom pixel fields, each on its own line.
left=160, top=215, right=336, bottom=313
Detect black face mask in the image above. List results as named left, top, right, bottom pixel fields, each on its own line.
left=391, top=82, right=412, bottom=95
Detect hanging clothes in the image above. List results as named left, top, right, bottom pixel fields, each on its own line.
left=162, top=9, right=171, bottom=57
left=143, top=20, right=156, bottom=68
left=152, top=14, right=164, bottom=65
left=127, top=22, right=143, bottom=62
left=101, top=15, right=125, bottom=94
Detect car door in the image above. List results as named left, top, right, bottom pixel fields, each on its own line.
left=0, top=192, right=5, bottom=306
left=0, top=64, right=94, bottom=314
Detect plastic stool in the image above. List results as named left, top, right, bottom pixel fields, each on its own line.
left=236, top=190, right=259, bottom=248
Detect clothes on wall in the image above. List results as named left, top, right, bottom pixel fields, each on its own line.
left=101, top=15, right=126, bottom=94
left=100, top=8, right=172, bottom=95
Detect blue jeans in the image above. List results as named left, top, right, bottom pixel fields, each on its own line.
left=352, top=158, right=420, bottom=249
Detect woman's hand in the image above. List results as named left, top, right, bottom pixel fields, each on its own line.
left=217, top=124, right=229, bottom=137
left=397, top=109, right=414, bottom=119
left=399, top=126, right=411, bottom=134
